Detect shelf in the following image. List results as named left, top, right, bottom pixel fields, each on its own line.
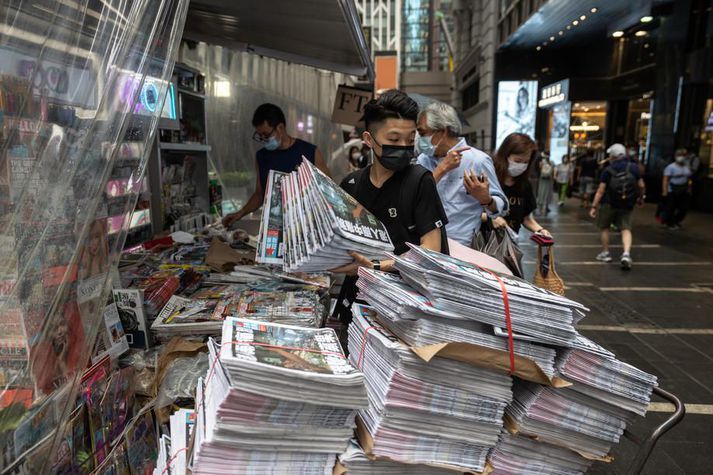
left=177, top=88, right=206, bottom=99
left=159, top=142, right=211, bottom=152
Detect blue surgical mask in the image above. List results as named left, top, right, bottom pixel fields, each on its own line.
left=416, top=131, right=436, bottom=157
left=264, top=135, right=280, bottom=151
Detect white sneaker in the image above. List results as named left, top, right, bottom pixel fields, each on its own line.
left=596, top=251, right=612, bottom=262
left=621, top=253, right=632, bottom=270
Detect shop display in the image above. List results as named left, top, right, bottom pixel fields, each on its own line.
left=262, top=159, right=394, bottom=272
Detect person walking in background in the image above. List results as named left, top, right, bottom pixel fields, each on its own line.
left=415, top=102, right=508, bottom=246
left=589, top=143, right=646, bottom=270
left=536, top=152, right=554, bottom=214
left=347, top=144, right=368, bottom=172
left=576, top=151, right=598, bottom=208
left=555, top=155, right=573, bottom=206
left=661, top=149, right=693, bottom=230
left=491, top=133, right=551, bottom=238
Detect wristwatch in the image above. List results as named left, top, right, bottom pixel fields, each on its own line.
left=371, top=260, right=381, bottom=271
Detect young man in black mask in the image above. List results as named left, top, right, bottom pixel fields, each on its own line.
left=330, top=90, right=449, bottom=327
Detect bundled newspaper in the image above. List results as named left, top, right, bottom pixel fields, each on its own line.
left=349, top=304, right=512, bottom=473
left=154, top=408, right=195, bottom=475
left=392, top=244, right=587, bottom=347
left=338, top=440, right=457, bottom=475
left=258, top=158, right=394, bottom=272
left=191, top=318, right=367, bottom=474
left=489, top=431, right=595, bottom=474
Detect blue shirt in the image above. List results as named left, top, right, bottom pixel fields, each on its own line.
left=417, top=139, right=508, bottom=245
left=256, top=138, right=316, bottom=190
left=663, top=162, right=691, bottom=191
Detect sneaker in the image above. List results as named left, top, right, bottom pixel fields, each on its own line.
left=621, top=253, right=632, bottom=270
left=596, top=251, right=612, bottom=262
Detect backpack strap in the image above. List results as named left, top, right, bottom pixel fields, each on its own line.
left=398, top=164, right=429, bottom=238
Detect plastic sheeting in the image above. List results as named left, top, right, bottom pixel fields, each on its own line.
left=177, top=42, right=354, bottom=213
left=0, top=0, right=188, bottom=472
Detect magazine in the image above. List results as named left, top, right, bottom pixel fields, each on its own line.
left=112, top=289, right=150, bottom=349
left=256, top=170, right=287, bottom=265
left=91, top=303, right=130, bottom=363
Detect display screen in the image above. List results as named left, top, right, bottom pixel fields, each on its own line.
left=119, top=74, right=176, bottom=120
left=549, top=101, right=571, bottom=165
left=496, top=80, right=538, bottom=150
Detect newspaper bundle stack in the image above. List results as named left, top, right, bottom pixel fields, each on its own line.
left=356, top=267, right=558, bottom=378
left=348, top=304, right=512, bottom=473
left=393, top=244, right=587, bottom=347
left=338, top=440, right=456, bottom=475
left=215, top=288, right=324, bottom=328
left=489, top=431, right=595, bottom=475
left=154, top=408, right=195, bottom=475
left=191, top=317, right=367, bottom=474
left=267, top=158, right=393, bottom=272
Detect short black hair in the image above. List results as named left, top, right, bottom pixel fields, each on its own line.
left=252, top=103, right=286, bottom=128
left=363, top=89, right=418, bottom=132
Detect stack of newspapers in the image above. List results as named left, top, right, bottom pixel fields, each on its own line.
left=348, top=304, right=512, bottom=473
left=258, top=159, right=394, bottom=272
left=489, top=431, right=595, bottom=474
left=392, top=244, right=588, bottom=347
left=338, top=440, right=456, bottom=475
left=356, top=267, right=558, bottom=377
left=191, top=317, right=367, bottom=474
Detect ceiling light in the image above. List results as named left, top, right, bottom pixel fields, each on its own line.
left=559, top=30, right=564, bottom=36
left=566, top=25, right=572, bottom=30
left=644, top=43, right=650, bottom=48
left=591, top=7, right=598, bottom=13
left=580, top=15, right=586, bottom=20
left=640, top=15, right=654, bottom=23
left=612, top=30, right=624, bottom=38
left=536, top=46, right=541, bottom=51
left=573, top=20, right=579, bottom=25
left=575, top=103, right=581, bottom=107
left=635, top=30, right=648, bottom=37
left=550, top=36, right=555, bottom=41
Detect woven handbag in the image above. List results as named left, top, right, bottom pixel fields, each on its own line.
left=533, top=245, right=565, bottom=295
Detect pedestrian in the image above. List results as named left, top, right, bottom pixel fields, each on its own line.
left=555, top=155, right=573, bottom=206
left=576, top=151, right=598, bottom=208
left=415, top=102, right=508, bottom=246
left=490, top=133, right=551, bottom=237
left=330, top=90, right=450, bottom=325
left=589, top=143, right=646, bottom=270
left=536, top=152, right=554, bottom=214
left=222, top=103, right=331, bottom=228
left=347, top=145, right=368, bottom=172
left=661, top=149, right=692, bottom=229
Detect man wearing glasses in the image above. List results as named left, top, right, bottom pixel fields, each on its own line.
left=222, top=103, right=331, bottom=228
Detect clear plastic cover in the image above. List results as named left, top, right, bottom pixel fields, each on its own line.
left=0, top=0, right=189, bottom=471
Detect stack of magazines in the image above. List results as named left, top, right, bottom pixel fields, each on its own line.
left=191, top=318, right=367, bottom=474
left=348, top=304, right=512, bottom=473
left=356, top=267, right=558, bottom=377
left=267, top=159, right=394, bottom=272
left=392, top=244, right=588, bottom=347
left=489, top=431, right=595, bottom=475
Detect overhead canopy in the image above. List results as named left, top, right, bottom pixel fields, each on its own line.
left=182, top=0, right=373, bottom=79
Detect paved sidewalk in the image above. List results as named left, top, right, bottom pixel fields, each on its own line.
left=520, top=200, right=713, bottom=474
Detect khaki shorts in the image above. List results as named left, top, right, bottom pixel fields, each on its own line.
left=597, top=204, right=633, bottom=230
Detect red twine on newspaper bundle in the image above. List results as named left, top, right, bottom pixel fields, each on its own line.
left=477, top=266, right=516, bottom=374
left=160, top=447, right=189, bottom=475
left=356, top=325, right=380, bottom=370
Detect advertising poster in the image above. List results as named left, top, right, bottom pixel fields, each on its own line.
left=496, top=81, right=538, bottom=149
left=549, top=101, right=572, bottom=165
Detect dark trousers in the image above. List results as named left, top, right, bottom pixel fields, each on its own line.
left=665, top=191, right=690, bottom=225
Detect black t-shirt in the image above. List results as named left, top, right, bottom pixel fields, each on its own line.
left=502, top=181, right=537, bottom=234
left=340, top=164, right=449, bottom=255
left=579, top=155, right=598, bottom=178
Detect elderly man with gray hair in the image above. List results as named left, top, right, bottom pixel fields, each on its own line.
left=416, top=102, right=508, bottom=246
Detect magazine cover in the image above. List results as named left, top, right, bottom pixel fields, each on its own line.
left=112, top=289, right=150, bottom=349
left=256, top=170, right=286, bottom=265
left=91, top=303, right=130, bottom=363
left=303, top=160, right=392, bottom=250
left=221, top=317, right=358, bottom=377
left=226, top=290, right=321, bottom=327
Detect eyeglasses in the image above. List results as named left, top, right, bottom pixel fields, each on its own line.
left=252, top=127, right=276, bottom=143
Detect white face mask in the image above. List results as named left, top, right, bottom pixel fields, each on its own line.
left=351, top=152, right=361, bottom=160
left=508, top=159, right=529, bottom=177
left=675, top=155, right=687, bottom=164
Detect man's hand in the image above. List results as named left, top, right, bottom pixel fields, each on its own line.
left=464, top=169, right=491, bottom=204
left=589, top=206, right=598, bottom=219
left=328, top=251, right=373, bottom=276
left=492, top=216, right=508, bottom=229
left=222, top=212, right=241, bottom=228
left=437, top=146, right=470, bottom=174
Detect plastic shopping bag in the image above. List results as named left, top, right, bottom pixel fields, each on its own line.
left=472, top=220, right=524, bottom=278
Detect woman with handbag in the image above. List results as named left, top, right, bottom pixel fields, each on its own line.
left=489, top=133, right=552, bottom=239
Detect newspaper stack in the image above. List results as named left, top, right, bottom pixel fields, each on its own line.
left=191, top=318, right=367, bottom=474
left=557, top=347, right=658, bottom=416
left=154, top=408, right=195, bottom=475
left=356, top=267, right=558, bottom=377
left=268, top=158, right=393, bottom=272
left=349, top=304, right=512, bottom=473
left=489, top=431, right=595, bottom=475
left=392, top=244, right=587, bottom=347
left=338, top=440, right=456, bottom=475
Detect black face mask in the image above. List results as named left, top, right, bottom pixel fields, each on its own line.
left=371, top=137, right=415, bottom=172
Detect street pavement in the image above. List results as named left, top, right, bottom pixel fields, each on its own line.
left=520, top=199, right=713, bottom=474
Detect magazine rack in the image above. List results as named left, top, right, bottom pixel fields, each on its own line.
left=624, top=387, right=685, bottom=474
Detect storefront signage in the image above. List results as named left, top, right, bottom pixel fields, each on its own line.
left=538, top=79, right=569, bottom=108
left=331, top=84, right=372, bottom=126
